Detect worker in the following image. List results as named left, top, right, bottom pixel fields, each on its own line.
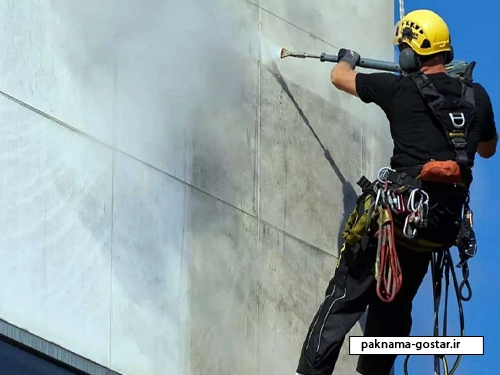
left=295, top=9, right=497, bottom=375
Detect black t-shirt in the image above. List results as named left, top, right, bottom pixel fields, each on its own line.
left=355, top=72, right=497, bottom=170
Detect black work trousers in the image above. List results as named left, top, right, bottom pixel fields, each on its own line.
left=296, top=234, right=433, bottom=375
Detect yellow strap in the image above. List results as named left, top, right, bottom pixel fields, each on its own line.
left=343, top=194, right=375, bottom=245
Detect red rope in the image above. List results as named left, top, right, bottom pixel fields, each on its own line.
left=376, top=208, right=403, bottom=303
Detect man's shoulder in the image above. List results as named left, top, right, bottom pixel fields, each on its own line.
left=471, top=81, right=489, bottom=96
left=357, top=72, right=400, bottom=82
left=425, top=73, right=491, bottom=102
left=356, top=72, right=406, bottom=106
left=355, top=72, right=402, bottom=104
left=468, top=81, right=493, bottom=109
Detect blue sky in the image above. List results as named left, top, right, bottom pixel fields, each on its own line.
left=392, top=2, right=499, bottom=374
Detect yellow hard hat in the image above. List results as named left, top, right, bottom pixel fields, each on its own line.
left=393, top=9, right=451, bottom=57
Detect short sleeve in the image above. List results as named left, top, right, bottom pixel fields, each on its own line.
left=474, top=83, right=497, bottom=142
left=355, top=72, right=398, bottom=111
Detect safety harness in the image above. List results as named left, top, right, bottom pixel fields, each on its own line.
left=406, top=62, right=478, bottom=266
left=343, top=62, right=478, bottom=375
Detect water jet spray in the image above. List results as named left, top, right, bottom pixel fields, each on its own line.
left=280, top=47, right=402, bottom=72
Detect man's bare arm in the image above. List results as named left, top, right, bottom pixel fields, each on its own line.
left=477, top=132, right=498, bottom=158
left=331, top=62, right=359, bottom=97
left=330, top=49, right=361, bottom=97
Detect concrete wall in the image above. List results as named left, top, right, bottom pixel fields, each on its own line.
left=0, top=1, right=394, bottom=374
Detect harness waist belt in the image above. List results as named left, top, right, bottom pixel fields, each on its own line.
left=386, top=170, right=422, bottom=190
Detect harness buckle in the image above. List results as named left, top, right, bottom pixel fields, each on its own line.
left=450, top=136, right=467, bottom=150
left=356, top=175, right=373, bottom=193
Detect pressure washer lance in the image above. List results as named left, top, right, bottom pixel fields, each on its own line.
left=280, top=47, right=402, bottom=73
left=280, top=48, right=471, bottom=77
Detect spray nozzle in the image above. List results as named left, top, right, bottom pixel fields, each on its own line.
left=280, top=47, right=320, bottom=59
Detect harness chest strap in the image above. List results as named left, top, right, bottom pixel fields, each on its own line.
left=411, top=73, right=472, bottom=164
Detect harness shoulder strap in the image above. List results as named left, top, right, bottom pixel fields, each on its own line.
left=408, top=68, right=477, bottom=171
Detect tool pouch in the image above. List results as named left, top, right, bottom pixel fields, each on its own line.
left=341, top=192, right=379, bottom=268
left=420, top=160, right=462, bottom=184
left=343, top=194, right=374, bottom=245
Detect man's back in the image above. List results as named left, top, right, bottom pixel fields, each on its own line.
left=355, top=72, right=497, bottom=170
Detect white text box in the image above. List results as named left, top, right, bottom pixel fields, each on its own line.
left=349, top=336, right=484, bottom=355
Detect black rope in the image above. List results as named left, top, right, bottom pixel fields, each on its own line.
left=403, top=248, right=471, bottom=375
left=433, top=251, right=445, bottom=375
left=458, top=262, right=472, bottom=301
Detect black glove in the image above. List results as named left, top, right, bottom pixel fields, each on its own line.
left=337, top=48, right=361, bottom=69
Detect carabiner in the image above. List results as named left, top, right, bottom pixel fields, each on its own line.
left=407, top=189, right=418, bottom=212
left=377, top=167, right=395, bottom=184
left=374, top=188, right=382, bottom=208
left=419, top=190, right=429, bottom=205
left=403, top=214, right=417, bottom=239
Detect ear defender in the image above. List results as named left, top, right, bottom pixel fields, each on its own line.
left=445, top=45, right=454, bottom=64
left=399, top=48, right=421, bottom=73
